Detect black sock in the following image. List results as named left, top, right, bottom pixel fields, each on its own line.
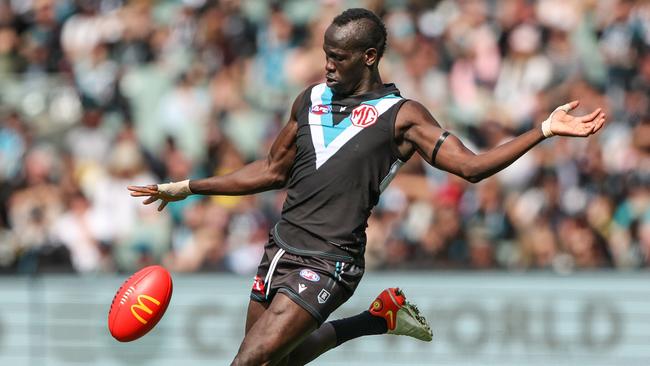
left=329, top=311, right=388, bottom=346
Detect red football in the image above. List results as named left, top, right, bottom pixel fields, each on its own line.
left=108, top=265, right=173, bottom=342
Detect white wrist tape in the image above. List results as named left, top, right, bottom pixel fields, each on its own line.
left=541, top=118, right=554, bottom=138
left=157, top=179, right=192, bottom=197
left=541, top=103, right=571, bottom=138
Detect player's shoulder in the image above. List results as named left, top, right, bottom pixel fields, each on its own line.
left=292, top=83, right=325, bottom=110
left=395, top=99, right=432, bottom=126
left=290, top=83, right=322, bottom=118
left=397, top=99, right=427, bottom=114
left=394, top=99, right=443, bottom=139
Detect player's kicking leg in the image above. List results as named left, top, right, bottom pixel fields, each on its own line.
left=235, top=287, right=432, bottom=365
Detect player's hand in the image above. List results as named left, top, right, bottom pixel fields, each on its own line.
left=128, top=183, right=189, bottom=211
left=548, top=100, right=606, bottom=137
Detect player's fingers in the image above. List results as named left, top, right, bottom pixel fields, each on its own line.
left=158, top=200, right=168, bottom=211
left=589, top=115, right=604, bottom=133
left=585, top=123, right=595, bottom=136
left=128, top=185, right=158, bottom=194
left=580, top=108, right=601, bottom=123
left=130, top=191, right=155, bottom=197
left=143, top=196, right=158, bottom=205
left=565, top=100, right=579, bottom=112
left=592, top=115, right=606, bottom=133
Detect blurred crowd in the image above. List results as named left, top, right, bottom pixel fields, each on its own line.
left=0, top=0, right=648, bottom=275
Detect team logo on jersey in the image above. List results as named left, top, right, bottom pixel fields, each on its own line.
left=310, top=104, right=331, bottom=115
left=350, top=104, right=378, bottom=128
left=252, top=275, right=265, bottom=293
left=318, top=289, right=330, bottom=304
left=299, top=269, right=321, bottom=282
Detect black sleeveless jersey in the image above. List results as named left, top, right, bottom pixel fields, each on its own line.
left=273, top=83, right=407, bottom=266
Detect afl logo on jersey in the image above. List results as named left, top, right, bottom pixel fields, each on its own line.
left=299, top=269, right=321, bottom=282
left=310, top=104, right=331, bottom=115
left=350, top=104, right=378, bottom=128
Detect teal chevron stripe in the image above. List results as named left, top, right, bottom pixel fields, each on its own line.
left=319, top=87, right=336, bottom=146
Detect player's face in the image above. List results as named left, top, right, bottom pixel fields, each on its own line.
left=323, top=25, right=368, bottom=95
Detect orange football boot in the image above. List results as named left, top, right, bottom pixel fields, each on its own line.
left=369, top=287, right=433, bottom=342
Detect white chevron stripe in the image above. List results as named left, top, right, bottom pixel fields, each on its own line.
left=308, top=83, right=328, bottom=166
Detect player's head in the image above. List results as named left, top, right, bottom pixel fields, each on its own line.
left=324, top=8, right=387, bottom=95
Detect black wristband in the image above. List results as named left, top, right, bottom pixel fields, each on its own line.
left=431, top=131, right=450, bottom=165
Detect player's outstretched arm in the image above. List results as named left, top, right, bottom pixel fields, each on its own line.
left=127, top=94, right=301, bottom=211
left=395, top=100, right=606, bottom=183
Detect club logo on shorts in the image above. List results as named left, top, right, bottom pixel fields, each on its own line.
left=318, top=289, right=330, bottom=304
left=310, top=104, right=331, bottom=115
left=350, top=104, right=378, bottom=128
left=252, top=275, right=265, bottom=294
left=299, top=269, right=321, bottom=282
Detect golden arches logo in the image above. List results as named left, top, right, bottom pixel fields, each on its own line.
left=130, top=294, right=161, bottom=325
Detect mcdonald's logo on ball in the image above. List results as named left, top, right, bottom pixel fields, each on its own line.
left=108, top=265, right=173, bottom=342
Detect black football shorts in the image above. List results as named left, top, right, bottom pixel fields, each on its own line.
left=250, top=235, right=364, bottom=325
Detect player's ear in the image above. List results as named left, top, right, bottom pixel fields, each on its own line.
left=364, top=48, right=378, bottom=66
